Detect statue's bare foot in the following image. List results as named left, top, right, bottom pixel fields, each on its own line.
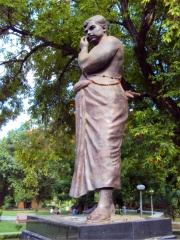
left=86, top=207, right=111, bottom=222
left=87, top=204, right=114, bottom=222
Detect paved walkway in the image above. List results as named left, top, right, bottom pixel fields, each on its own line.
left=0, top=216, right=16, bottom=220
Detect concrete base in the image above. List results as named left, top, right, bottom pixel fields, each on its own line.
left=20, top=215, right=176, bottom=240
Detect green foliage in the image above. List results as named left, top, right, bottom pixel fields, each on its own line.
left=155, top=188, right=180, bottom=220
left=0, top=130, right=24, bottom=206
left=161, top=0, right=180, bottom=43
left=14, top=126, right=75, bottom=183
left=0, top=234, right=21, bottom=240
left=0, top=125, right=75, bottom=205
left=115, top=209, right=123, bottom=215
left=15, top=224, right=24, bottom=231
left=120, top=104, right=180, bottom=207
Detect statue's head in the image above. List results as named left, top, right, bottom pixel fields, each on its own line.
left=83, top=15, right=108, bottom=45
left=83, top=15, right=108, bottom=33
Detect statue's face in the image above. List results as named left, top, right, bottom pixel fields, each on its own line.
left=84, top=21, right=105, bottom=45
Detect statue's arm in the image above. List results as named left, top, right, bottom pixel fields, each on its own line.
left=78, top=37, right=121, bottom=74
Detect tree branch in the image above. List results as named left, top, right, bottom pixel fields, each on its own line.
left=118, top=0, right=138, bottom=44
left=0, top=34, right=78, bottom=79
left=56, top=55, right=77, bottom=100
left=109, top=20, right=124, bottom=27
left=57, top=56, right=76, bottom=85
left=0, top=42, right=50, bottom=79
left=1, top=23, right=78, bottom=57
left=138, top=0, right=157, bottom=41
left=0, top=26, right=11, bottom=35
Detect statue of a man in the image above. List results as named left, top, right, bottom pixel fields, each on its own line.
left=69, top=15, right=136, bottom=222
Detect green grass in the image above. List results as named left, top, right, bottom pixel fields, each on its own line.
left=174, top=218, right=180, bottom=222
left=0, top=209, right=69, bottom=235
left=1, top=209, right=68, bottom=216
left=0, top=221, right=26, bottom=233
left=1, top=210, right=49, bottom=216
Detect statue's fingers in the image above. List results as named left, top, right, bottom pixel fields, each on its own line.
left=125, top=91, right=140, bottom=98
left=125, top=93, right=134, bottom=98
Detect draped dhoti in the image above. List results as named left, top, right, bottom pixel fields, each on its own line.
left=69, top=79, right=128, bottom=198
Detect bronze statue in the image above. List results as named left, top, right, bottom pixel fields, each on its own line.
left=69, top=15, right=138, bottom=222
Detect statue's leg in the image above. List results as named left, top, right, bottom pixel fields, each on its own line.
left=87, top=188, right=115, bottom=222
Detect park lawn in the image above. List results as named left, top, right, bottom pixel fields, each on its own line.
left=2, top=209, right=68, bottom=216
left=2, top=210, right=49, bottom=216
left=0, top=221, right=26, bottom=233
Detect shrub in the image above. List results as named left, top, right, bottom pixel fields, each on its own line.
left=0, top=234, right=20, bottom=239
left=15, top=224, right=23, bottom=231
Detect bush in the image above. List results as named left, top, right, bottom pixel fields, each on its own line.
left=0, top=233, right=20, bottom=239
left=115, top=209, right=123, bottom=215
left=15, top=224, right=24, bottom=231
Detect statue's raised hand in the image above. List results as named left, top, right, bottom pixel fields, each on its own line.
left=80, top=36, right=89, bottom=49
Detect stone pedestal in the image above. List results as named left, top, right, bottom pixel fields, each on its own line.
left=20, top=215, right=176, bottom=240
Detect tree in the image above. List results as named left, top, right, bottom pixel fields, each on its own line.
left=0, top=123, right=75, bottom=206
left=0, top=0, right=179, bottom=214
left=0, top=130, right=24, bottom=206
left=14, top=124, right=75, bottom=205
left=120, top=106, right=180, bottom=215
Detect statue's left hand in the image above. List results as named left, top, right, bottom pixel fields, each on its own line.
left=125, top=91, right=140, bottom=101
